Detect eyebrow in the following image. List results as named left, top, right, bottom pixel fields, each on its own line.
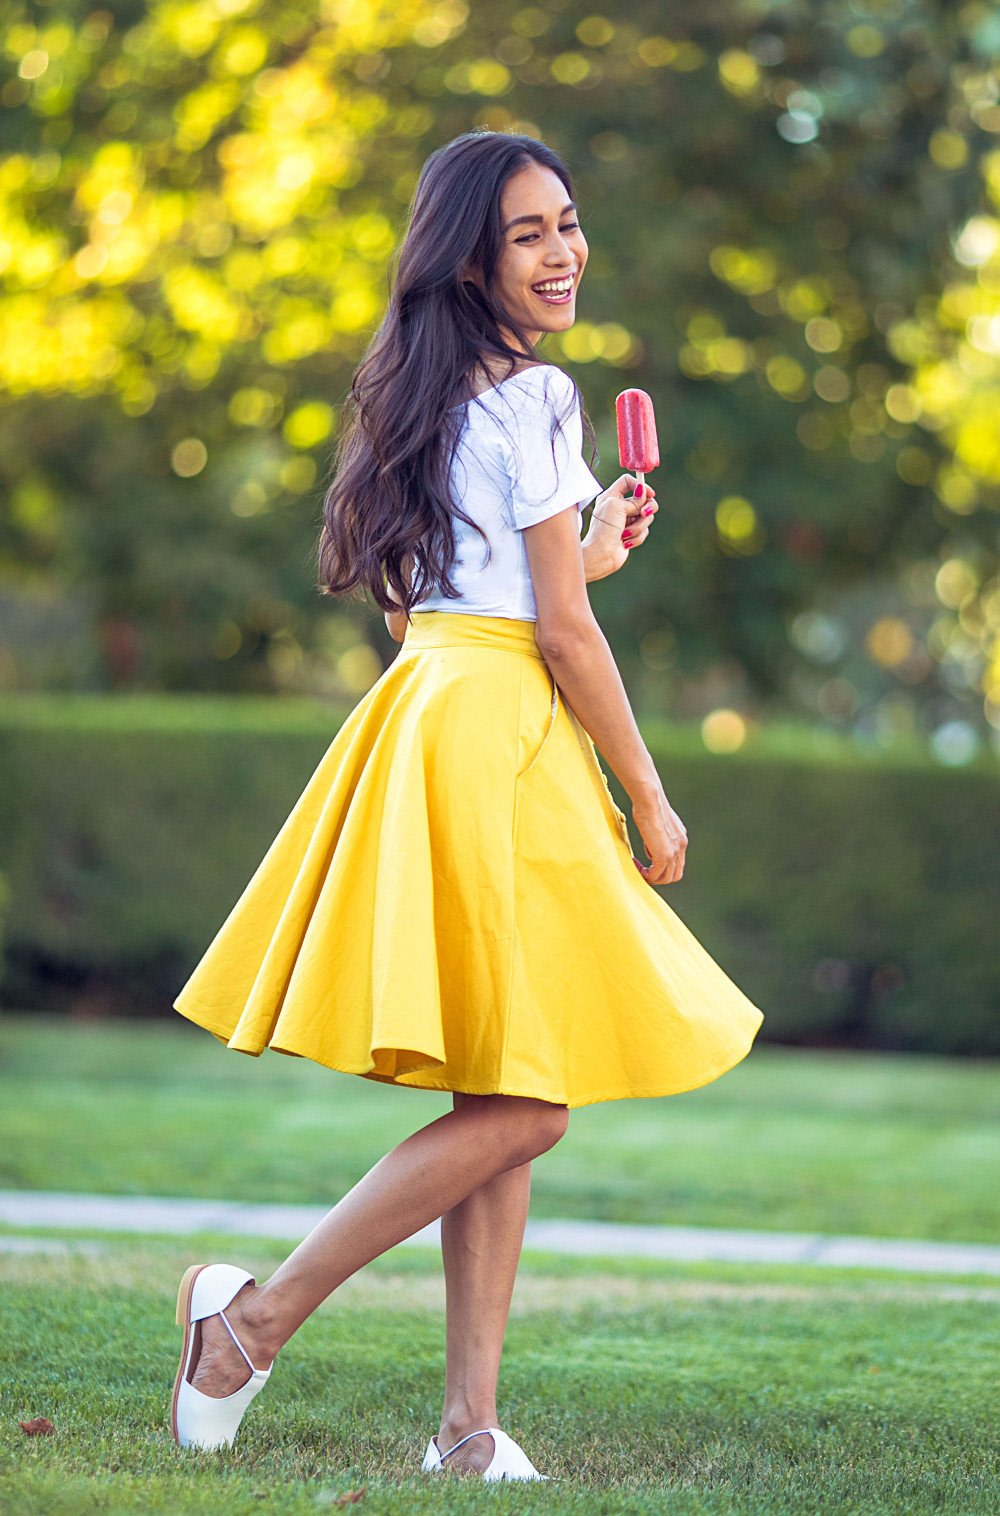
left=503, top=202, right=577, bottom=233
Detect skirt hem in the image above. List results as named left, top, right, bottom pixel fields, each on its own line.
left=175, top=1001, right=763, bottom=1111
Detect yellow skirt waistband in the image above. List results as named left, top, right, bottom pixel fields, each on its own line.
left=402, top=610, right=546, bottom=661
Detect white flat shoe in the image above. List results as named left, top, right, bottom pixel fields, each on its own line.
left=421, top=1427, right=551, bottom=1481
left=170, top=1263, right=272, bottom=1450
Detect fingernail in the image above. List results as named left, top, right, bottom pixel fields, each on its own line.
left=643, top=507, right=653, bottom=516
left=634, top=483, right=643, bottom=499
left=622, top=536, right=632, bottom=546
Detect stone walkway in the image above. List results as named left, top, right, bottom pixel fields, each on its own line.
left=1, top=1190, right=998, bottom=1275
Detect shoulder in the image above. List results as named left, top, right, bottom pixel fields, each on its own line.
left=513, top=362, right=572, bottom=387
left=495, top=368, right=582, bottom=454
left=505, top=363, right=579, bottom=410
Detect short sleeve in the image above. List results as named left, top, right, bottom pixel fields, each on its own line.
left=498, top=366, right=603, bottom=530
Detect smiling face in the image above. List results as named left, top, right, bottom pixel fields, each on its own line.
left=464, top=161, right=588, bottom=352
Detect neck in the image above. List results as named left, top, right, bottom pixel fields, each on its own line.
left=497, top=324, right=540, bottom=355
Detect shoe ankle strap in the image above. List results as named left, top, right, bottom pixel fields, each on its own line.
left=218, top=1307, right=269, bottom=1378
left=437, top=1427, right=497, bottom=1460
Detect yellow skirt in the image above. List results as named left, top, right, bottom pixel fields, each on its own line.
left=173, top=610, right=764, bottom=1108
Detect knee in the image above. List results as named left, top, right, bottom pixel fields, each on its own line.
left=508, top=1099, right=569, bottom=1163
left=455, top=1092, right=570, bottom=1166
left=534, top=1100, right=570, bottom=1154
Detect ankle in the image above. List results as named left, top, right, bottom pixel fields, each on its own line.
left=230, top=1282, right=284, bottom=1363
left=438, top=1404, right=499, bottom=1445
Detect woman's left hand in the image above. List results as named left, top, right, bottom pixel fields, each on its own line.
left=582, top=475, right=658, bottom=575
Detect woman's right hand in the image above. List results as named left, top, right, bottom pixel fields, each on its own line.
left=630, top=787, right=688, bottom=885
left=585, top=475, right=658, bottom=574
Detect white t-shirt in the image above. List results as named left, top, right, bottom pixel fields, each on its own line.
left=415, top=363, right=604, bottom=622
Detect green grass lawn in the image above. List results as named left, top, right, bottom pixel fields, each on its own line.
left=2, top=1015, right=999, bottom=1242
left=2, top=1018, right=998, bottom=1512
left=2, top=1237, right=998, bottom=1515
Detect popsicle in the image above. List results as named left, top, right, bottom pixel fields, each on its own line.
left=615, top=388, right=659, bottom=496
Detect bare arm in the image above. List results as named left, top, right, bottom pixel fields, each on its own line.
left=581, top=538, right=618, bottom=583
left=524, top=505, right=687, bottom=885
left=526, top=506, right=657, bottom=797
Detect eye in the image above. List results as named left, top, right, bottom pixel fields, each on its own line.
left=516, top=221, right=581, bottom=243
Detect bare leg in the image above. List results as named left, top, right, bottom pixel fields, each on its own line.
left=432, top=1090, right=537, bottom=1474
left=188, top=1093, right=567, bottom=1400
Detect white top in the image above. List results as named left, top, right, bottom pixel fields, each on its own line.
left=416, top=363, right=604, bottom=622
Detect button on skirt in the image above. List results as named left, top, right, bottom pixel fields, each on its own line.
left=172, top=610, right=764, bottom=1108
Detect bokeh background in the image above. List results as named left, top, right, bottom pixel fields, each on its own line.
left=2, top=9, right=999, bottom=1509
left=0, top=0, right=997, bottom=1050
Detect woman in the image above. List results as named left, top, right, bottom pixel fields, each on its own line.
left=169, top=130, right=764, bottom=1481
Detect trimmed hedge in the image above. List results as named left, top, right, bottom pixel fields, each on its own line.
left=0, top=693, right=997, bottom=1054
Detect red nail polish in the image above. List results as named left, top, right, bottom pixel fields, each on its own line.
left=643, top=507, right=653, bottom=517
left=634, top=483, right=643, bottom=500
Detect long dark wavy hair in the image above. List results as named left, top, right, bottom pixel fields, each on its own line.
left=315, top=130, right=598, bottom=618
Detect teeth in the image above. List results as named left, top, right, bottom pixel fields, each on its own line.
left=533, top=278, right=574, bottom=293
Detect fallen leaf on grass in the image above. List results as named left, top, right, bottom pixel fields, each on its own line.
left=20, top=1418, right=55, bottom=1436
left=313, top=1485, right=367, bottom=1507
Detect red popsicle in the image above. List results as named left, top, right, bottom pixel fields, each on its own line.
left=615, top=388, right=659, bottom=494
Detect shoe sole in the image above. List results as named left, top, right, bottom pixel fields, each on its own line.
left=170, top=1262, right=208, bottom=1447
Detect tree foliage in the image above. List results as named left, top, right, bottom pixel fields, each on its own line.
left=1, top=0, right=998, bottom=757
